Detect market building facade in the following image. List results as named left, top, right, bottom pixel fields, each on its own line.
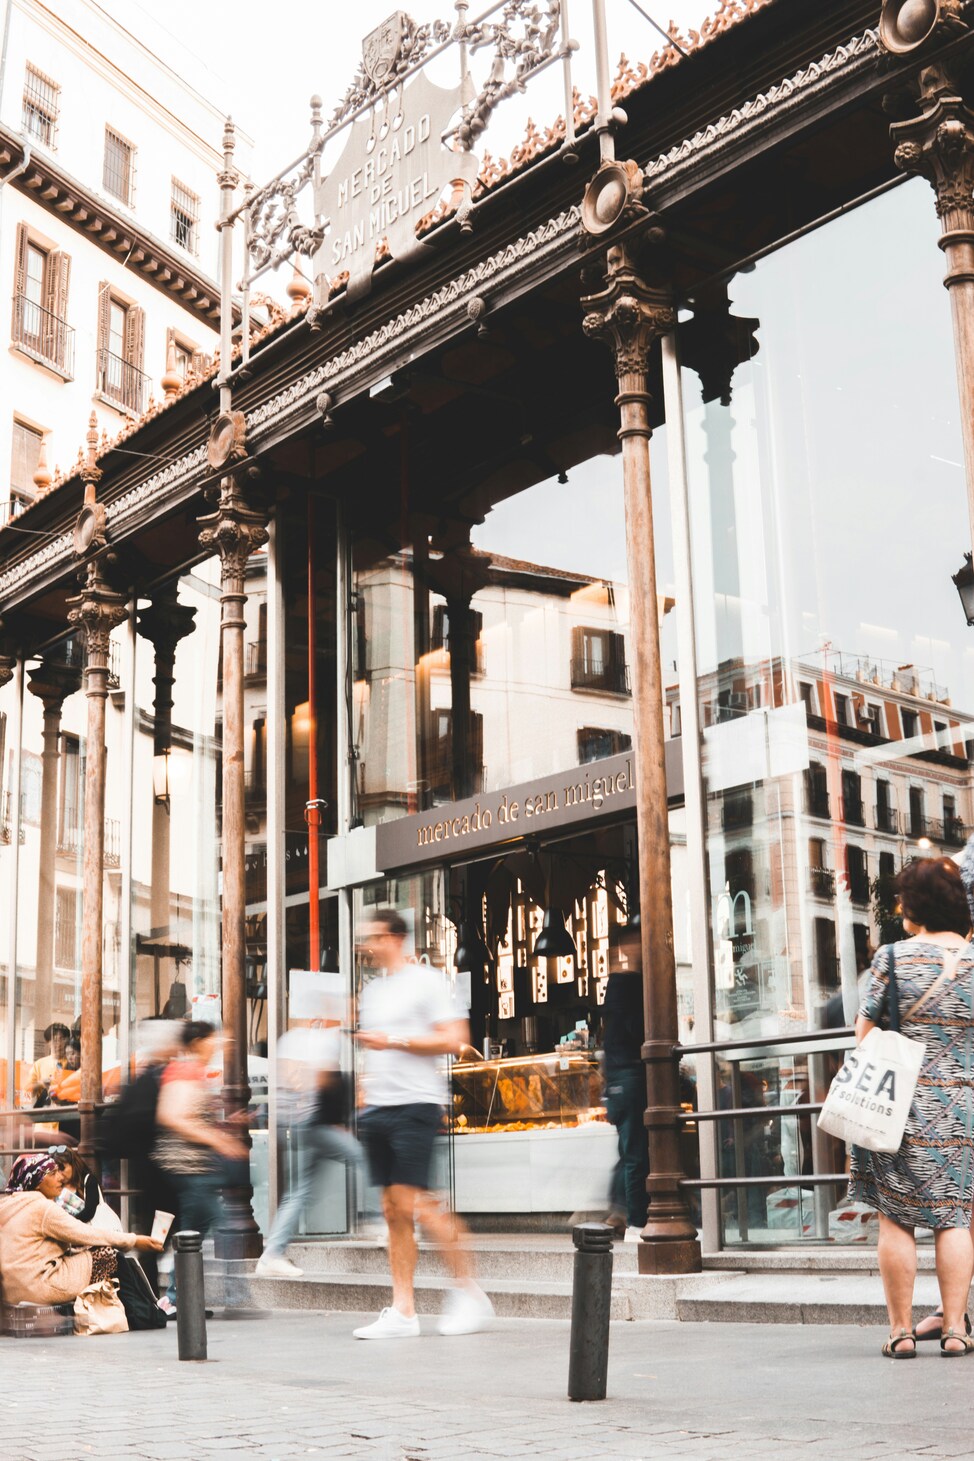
left=0, top=0, right=972, bottom=1270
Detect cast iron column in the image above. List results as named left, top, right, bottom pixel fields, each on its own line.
left=137, top=590, right=197, bottom=945
left=582, top=244, right=701, bottom=1274
left=67, top=562, right=127, bottom=1160
left=199, top=474, right=268, bottom=1259
left=27, top=660, right=81, bottom=1041
left=890, top=63, right=974, bottom=545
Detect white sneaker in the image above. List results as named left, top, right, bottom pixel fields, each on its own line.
left=255, top=1254, right=304, bottom=1279
left=623, top=1227, right=644, bottom=1244
left=353, top=1306, right=421, bottom=1340
left=437, top=1284, right=495, bottom=1336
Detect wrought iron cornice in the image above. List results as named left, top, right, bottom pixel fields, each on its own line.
left=330, top=13, right=453, bottom=128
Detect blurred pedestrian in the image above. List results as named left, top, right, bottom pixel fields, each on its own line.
left=97, top=1018, right=182, bottom=1295
left=153, top=1021, right=247, bottom=1316
left=255, top=1007, right=367, bottom=1279
left=352, top=909, right=493, bottom=1340
left=601, top=922, right=649, bottom=1242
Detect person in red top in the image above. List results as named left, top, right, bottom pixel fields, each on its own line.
left=153, top=1021, right=247, bottom=1315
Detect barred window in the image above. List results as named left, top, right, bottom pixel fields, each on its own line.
left=23, top=64, right=59, bottom=147
left=103, top=126, right=135, bottom=205
left=170, top=178, right=199, bottom=253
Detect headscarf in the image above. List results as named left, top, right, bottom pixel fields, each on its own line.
left=4, top=1153, right=57, bottom=1193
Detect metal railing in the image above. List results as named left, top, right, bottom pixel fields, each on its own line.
left=677, top=1024, right=855, bottom=1245
left=808, top=867, right=834, bottom=899
left=96, top=348, right=148, bottom=415
left=104, top=818, right=121, bottom=867
left=12, top=293, right=75, bottom=376
left=570, top=657, right=630, bottom=695
left=803, top=787, right=830, bottom=820
left=875, top=804, right=899, bottom=834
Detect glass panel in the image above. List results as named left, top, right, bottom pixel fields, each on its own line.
left=349, top=451, right=673, bottom=824
left=15, top=637, right=87, bottom=1114
left=0, top=673, right=15, bottom=1107
left=682, top=178, right=971, bottom=1243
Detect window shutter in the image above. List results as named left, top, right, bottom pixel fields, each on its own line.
left=12, top=223, right=29, bottom=336
left=97, top=282, right=111, bottom=354
left=124, top=304, right=145, bottom=372
left=46, top=251, right=70, bottom=367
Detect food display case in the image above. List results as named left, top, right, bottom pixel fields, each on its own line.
left=449, top=1053, right=618, bottom=1214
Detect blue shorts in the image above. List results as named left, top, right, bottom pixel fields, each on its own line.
left=358, top=1104, right=442, bottom=1190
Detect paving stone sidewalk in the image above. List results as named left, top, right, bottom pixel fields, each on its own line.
left=2, top=1311, right=972, bottom=1461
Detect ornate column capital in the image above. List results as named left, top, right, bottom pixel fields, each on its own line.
left=27, top=659, right=82, bottom=714
left=66, top=560, right=127, bottom=671
left=581, top=246, right=676, bottom=383
left=137, top=589, right=198, bottom=663
left=0, top=654, right=13, bottom=692
left=892, top=68, right=974, bottom=231
left=199, top=476, right=269, bottom=597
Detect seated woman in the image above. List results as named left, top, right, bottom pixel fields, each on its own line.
left=50, top=1147, right=116, bottom=1227
left=47, top=1038, right=82, bottom=1107
left=49, top=1147, right=165, bottom=1328
left=0, top=1153, right=160, bottom=1308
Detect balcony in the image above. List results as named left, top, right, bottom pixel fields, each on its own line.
left=570, top=657, right=630, bottom=695
left=849, top=876, right=871, bottom=907
left=104, top=818, right=121, bottom=867
left=96, top=348, right=148, bottom=415
left=0, top=789, right=25, bottom=845
left=12, top=293, right=75, bottom=377
left=808, top=867, right=835, bottom=900
left=876, top=805, right=899, bottom=835
left=841, top=798, right=865, bottom=827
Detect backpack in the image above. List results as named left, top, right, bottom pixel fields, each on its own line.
left=96, top=1065, right=163, bottom=1160
left=115, top=1254, right=167, bottom=1330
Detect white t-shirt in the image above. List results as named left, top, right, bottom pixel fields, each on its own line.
left=358, top=965, right=459, bottom=1108
left=275, top=1025, right=341, bottom=1125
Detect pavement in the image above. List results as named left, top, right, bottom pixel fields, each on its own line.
left=3, top=1309, right=974, bottom=1461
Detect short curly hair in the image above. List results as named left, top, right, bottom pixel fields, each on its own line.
left=896, top=857, right=972, bottom=938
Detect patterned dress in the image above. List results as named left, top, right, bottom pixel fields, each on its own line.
left=848, top=939, right=974, bottom=1230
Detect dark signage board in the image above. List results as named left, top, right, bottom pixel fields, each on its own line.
left=374, top=743, right=685, bottom=872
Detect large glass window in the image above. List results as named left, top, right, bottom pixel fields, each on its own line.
left=682, top=179, right=973, bottom=1242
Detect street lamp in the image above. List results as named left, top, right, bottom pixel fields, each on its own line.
left=952, top=553, right=974, bottom=625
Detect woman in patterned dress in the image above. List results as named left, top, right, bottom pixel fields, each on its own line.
left=849, top=857, right=974, bottom=1357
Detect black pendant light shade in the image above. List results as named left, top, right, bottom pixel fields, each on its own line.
left=455, top=921, right=491, bottom=973
left=533, top=907, right=577, bottom=960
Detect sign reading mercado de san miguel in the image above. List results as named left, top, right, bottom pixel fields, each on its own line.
left=314, top=12, right=477, bottom=299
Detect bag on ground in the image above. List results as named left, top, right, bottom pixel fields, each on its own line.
left=74, top=1278, right=129, bottom=1335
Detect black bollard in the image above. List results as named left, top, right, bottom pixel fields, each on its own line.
left=568, top=1222, right=613, bottom=1401
left=173, top=1230, right=207, bottom=1361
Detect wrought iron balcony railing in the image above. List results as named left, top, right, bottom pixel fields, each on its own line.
left=12, top=293, right=75, bottom=376
left=96, top=348, right=148, bottom=415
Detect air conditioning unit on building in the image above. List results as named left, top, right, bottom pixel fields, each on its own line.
left=858, top=704, right=877, bottom=722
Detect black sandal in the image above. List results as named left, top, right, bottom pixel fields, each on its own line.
left=940, top=1328, right=974, bottom=1357
left=882, top=1329, right=916, bottom=1358
left=916, top=1307, right=973, bottom=1341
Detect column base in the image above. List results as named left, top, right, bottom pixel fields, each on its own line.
left=636, top=1237, right=702, bottom=1276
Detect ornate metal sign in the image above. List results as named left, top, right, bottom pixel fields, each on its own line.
left=314, top=69, right=472, bottom=299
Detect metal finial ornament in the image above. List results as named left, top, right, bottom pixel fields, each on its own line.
left=879, top=0, right=969, bottom=53
left=161, top=335, right=182, bottom=399
left=32, top=435, right=52, bottom=495
left=82, top=411, right=101, bottom=507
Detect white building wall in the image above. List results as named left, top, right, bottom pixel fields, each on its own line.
left=0, top=0, right=254, bottom=511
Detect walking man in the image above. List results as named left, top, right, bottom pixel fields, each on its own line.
left=352, top=908, right=494, bottom=1339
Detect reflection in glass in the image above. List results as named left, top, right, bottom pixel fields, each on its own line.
left=682, top=180, right=974, bottom=1243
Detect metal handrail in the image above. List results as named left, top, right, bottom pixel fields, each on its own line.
left=679, top=1101, right=822, bottom=1123
left=682, top=1174, right=847, bottom=1189
left=678, top=1025, right=854, bottom=1057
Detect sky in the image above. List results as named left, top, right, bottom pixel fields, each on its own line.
left=94, top=0, right=719, bottom=181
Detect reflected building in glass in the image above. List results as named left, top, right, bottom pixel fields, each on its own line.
left=1, top=0, right=973, bottom=1260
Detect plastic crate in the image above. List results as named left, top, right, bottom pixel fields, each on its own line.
left=1, top=1301, right=74, bottom=1338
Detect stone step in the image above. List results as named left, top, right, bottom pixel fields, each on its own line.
left=286, top=1237, right=641, bottom=1282
left=244, top=1271, right=634, bottom=1321
left=702, top=1246, right=934, bottom=1274
left=675, top=1272, right=945, bottom=1326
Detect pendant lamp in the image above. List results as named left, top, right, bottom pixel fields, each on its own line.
left=455, top=921, right=491, bottom=974
left=533, top=907, right=577, bottom=961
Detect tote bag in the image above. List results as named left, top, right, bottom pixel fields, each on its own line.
left=74, top=1277, right=129, bottom=1336
left=817, top=949, right=939, bottom=1154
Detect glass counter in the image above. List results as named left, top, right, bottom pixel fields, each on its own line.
left=451, top=1051, right=607, bottom=1134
